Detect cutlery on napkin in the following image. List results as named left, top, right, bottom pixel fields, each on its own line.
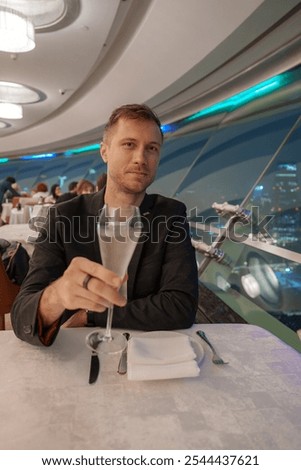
left=127, top=334, right=200, bottom=381
left=117, top=332, right=130, bottom=375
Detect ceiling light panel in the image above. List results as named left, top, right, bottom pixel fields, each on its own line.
left=0, top=81, right=43, bottom=103
left=0, top=5, right=35, bottom=52
left=0, top=0, right=67, bottom=28
left=0, top=102, right=23, bottom=119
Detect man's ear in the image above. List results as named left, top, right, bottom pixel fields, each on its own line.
left=100, top=142, right=108, bottom=163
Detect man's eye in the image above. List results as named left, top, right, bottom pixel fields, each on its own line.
left=149, top=146, right=159, bottom=153
left=123, top=142, right=134, bottom=148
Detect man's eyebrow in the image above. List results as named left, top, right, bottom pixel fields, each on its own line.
left=120, top=137, right=161, bottom=146
left=149, top=141, right=162, bottom=146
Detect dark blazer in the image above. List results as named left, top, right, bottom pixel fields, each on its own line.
left=11, top=190, right=198, bottom=346
left=0, top=180, right=20, bottom=208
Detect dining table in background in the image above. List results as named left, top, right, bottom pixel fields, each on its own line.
left=0, top=323, right=300, bottom=450
left=0, top=223, right=38, bottom=256
left=9, top=207, right=31, bottom=225
left=0, top=202, right=13, bottom=224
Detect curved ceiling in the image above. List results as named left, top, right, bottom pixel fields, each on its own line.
left=0, top=0, right=300, bottom=159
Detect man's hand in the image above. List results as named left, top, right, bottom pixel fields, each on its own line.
left=39, top=257, right=127, bottom=326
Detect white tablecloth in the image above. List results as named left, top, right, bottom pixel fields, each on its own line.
left=9, top=208, right=27, bottom=224
left=0, top=202, right=12, bottom=223
left=0, top=223, right=38, bottom=255
left=0, top=324, right=300, bottom=450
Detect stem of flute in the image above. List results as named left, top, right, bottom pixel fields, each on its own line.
left=104, top=306, right=113, bottom=341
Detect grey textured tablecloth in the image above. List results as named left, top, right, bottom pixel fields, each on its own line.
left=0, top=324, right=300, bottom=450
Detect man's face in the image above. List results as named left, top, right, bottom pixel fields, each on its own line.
left=101, top=118, right=162, bottom=196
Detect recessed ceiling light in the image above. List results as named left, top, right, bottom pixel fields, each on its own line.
left=0, top=0, right=70, bottom=29
left=0, top=102, right=23, bottom=119
left=0, top=81, right=45, bottom=103
left=0, top=5, right=35, bottom=53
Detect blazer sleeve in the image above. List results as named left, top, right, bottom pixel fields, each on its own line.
left=11, top=194, right=103, bottom=346
left=11, top=209, right=68, bottom=346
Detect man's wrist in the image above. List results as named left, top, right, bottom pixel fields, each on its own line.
left=39, top=281, right=65, bottom=327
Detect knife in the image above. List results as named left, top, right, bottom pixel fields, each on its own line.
left=89, top=351, right=100, bottom=384
left=117, top=332, right=130, bottom=375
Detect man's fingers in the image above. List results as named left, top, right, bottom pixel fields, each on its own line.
left=71, top=256, right=123, bottom=288
left=81, top=277, right=126, bottom=307
left=56, top=257, right=126, bottom=312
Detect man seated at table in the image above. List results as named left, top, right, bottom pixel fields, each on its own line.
left=0, top=176, right=21, bottom=225
left=11, top=104, right=198, bottom=346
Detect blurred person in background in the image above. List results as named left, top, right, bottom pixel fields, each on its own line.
left=0, top=176, right=21, bottom=220
left=44, top=183, right=62, bottom=204
left=0, top=176, right=21, bottom=202
left=11, top=182, right=25, bottom=195
left=96, top=173, right=107, bottom=192
left=76, top=179, right=95, bottom=195
left=56, top=181, right=78, bottom=203
left=32, top=183, right=49, bottom=202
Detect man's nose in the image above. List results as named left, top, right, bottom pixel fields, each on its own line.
left=133, top=146, right=147, bottom=163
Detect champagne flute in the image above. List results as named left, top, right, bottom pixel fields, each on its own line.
left=86, top=204, right=141, bottom=355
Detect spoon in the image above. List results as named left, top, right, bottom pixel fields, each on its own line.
left=86, top=331, right=101, bottom=384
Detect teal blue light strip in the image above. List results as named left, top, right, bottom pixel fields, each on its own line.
left=64, top=144, right=100, bottom=155
left=185, top=75, right=286, bottom=123
left=20, top=153, right=56, bottom=160
left=3, top=67, right=299, bottom=160
left=161, top=67, right=300, bottom=133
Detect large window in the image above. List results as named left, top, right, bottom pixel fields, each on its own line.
left=178, top=109, right=301, bottom=352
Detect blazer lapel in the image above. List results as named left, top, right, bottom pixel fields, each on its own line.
left=87, top=189, right=105, bottom=264
left=86, top=191, right=157, bottom=300
left=127, top=194, right=158, bottom=300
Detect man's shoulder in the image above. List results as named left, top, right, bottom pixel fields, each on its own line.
left=53, top=192, right=101, bottom=216
left=154, top=193, right=185, bottom=206
left=56, top=192, right=77, bottom=204
left=0, top=180, right=9, bottom=190
left=150, top=193, right=186, bottom=214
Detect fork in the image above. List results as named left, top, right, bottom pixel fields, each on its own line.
left=196, top=330, right=229, bottom=365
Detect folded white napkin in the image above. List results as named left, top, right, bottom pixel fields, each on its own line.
left=127, top=334, right=200, bottom=381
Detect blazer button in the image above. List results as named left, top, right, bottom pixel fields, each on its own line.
left=23, top=325, right=32, bottom=335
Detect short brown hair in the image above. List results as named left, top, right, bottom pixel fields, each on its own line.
left=96, top=173, right=107, bottom=191
left=76, top=179, right=95, bottom=195
left=103, top=103, right=163, bottom=142
left=36, top=182, right=48, bottom=192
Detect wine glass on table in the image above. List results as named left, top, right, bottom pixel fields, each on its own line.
left=86, top=204, right=141, bottom=355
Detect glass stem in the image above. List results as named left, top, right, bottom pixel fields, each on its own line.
left=104, top=306, right=114, bottom=341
